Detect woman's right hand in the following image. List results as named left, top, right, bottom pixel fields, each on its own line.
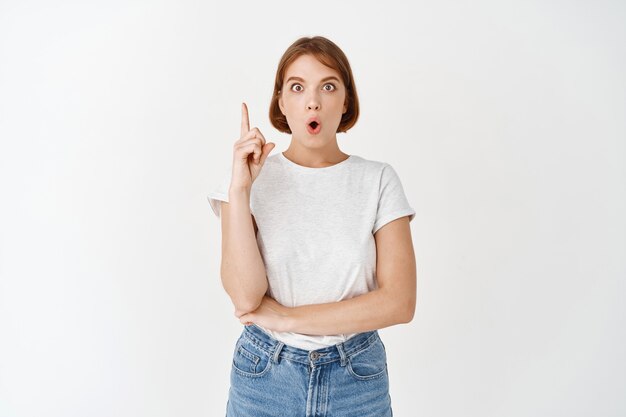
left=230, top=102, right=276, bottom=193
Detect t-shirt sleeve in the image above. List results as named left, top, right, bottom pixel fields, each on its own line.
left=372, top=163, right=416, bottom=234
left=206, top=168, right=232, bottom=218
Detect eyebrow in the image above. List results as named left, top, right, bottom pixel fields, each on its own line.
left=285, top=76, right=341, bottom=84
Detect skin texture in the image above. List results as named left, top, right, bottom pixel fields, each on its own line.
left=238, top=216, right=416, bottom=335
left=237, top=54, right=417, bottom=334
left=220, top=103, right=275, bottom=317
left=278, top=54, right=350, bottom=168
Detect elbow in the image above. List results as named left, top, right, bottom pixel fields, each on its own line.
left=220, top=271, right=268, bottom=318
left=399, top=297, right=416, bottom=324
left=384, top=287, right=416, bottom=324
left=401, top=306, right=415, bottom=323
left=401, top=281, right=417, bottom=323
left=233, top=296, right=263, bottom=318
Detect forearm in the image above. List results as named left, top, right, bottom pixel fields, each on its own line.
left=221, top=188, right=268, bottom=315
left=286, top=288, right=410, bottom=335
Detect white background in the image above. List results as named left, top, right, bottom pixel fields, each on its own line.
left=1, top=1, right=624, bottom=416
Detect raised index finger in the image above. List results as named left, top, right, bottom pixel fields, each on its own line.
left=240, top=102, right=250, bottom=138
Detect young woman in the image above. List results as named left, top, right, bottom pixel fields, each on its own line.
left=207, top=35, right=416, bottom=417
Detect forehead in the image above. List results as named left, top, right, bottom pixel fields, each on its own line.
left=283, top=54, right=342, bottom=82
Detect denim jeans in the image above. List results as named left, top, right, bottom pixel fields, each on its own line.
left=226, top=323, right=393, bottom=417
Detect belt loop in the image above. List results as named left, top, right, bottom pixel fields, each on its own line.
left=336, top=341, right=347, bottom=367
left=272, top=341, right=284, bottom=364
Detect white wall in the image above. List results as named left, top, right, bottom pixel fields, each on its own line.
left=0, top=0, right=624, bottom=416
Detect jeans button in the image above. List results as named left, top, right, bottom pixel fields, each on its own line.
left=309, top=351, right=320, bottom=360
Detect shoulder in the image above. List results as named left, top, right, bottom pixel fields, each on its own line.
left=254, top=152, right=283, bottom=182
left=266, top=152, right=282, bottom=163
left=262, top=152, right=282, bottom=168
left=347, top=154, right=393, bottom=175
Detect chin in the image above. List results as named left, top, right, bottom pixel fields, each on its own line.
left=300, top=139, right=328, bottom=149
left=305, top=132, right=332, bottom=143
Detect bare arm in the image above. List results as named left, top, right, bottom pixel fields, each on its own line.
left=286, top=216, right=416, bottom=334
left=238, top=216, right=417, bottom=335
left=220, top=187, right=268, bottom=317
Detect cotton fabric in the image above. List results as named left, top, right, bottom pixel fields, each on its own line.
left=207, top=152, right=415, bottom=350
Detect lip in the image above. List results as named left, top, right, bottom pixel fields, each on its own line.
left=305, top=116, right=322, bottom=135
left=306, top=117, right=322, bottom=135
left=306, top=116, right=321, bottom=126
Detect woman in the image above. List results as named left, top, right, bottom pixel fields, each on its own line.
left=207, top=35, right=416, bottom=417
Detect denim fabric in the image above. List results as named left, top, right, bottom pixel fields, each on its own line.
left=226, top=323, right=393, bottom=417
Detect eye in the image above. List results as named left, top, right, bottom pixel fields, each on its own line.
left=323, top=83, right=336, bottom=91
left=290, top=83, right=303, bottom=92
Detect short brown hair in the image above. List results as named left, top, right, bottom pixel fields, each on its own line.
left=269, top=36, right=360, bottom=134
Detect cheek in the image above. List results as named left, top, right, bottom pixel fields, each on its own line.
left=282, top=96, right=301, bottom=113
left=330, top=94, right=346, bottom=110
left=284, top=93, right=303, bottom=103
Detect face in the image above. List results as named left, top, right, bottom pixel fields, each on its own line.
left=278, top=54, right=348, bottom=145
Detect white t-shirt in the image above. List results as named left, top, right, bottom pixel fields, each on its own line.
left=207, top=152, right=416, bottom=350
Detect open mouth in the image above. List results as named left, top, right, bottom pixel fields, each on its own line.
left=307, top=121, right=321, bottom=134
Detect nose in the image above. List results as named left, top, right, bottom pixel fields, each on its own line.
left=306, top=93, right=320, bottom=111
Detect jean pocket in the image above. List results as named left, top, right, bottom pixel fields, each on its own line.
left=346, top=335, right=388, bottom=381
left=231, top=334, right=272, bottom=378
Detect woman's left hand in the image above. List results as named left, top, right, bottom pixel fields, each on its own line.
left=238, top=295, right=294, bottom=332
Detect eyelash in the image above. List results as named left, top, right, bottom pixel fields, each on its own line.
left=290, top=83, right=336, bottom=92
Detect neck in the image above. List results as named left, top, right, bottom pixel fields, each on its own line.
left=283, top=140, right=349, bottom=169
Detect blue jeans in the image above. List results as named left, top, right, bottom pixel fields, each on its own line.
left=226, top=323, right=393, bottom=417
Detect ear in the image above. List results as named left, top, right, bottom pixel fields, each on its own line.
left=278, top=93, right=285, bottom=116
left=343, top=99, right=348, bottom=114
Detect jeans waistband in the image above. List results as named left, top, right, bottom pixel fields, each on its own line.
left=241, top=323, right=380, bottom=367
